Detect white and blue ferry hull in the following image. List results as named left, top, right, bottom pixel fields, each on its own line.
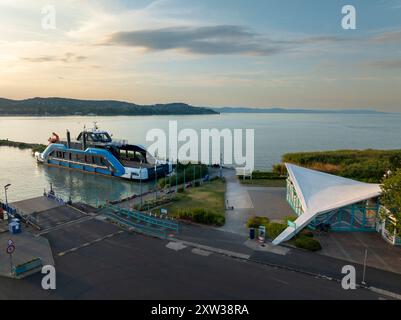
left=36, top=144, right=172, bottom=181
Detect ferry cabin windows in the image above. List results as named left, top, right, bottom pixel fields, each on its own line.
left=77, top=132, right=112, bottom=143
left=49, top=150, right=108, bottom=167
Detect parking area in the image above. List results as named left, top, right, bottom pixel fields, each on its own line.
left=316, top=232, right=401, bottom=274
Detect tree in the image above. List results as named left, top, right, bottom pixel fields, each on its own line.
left=389, top=154, right=401, bottom=172
left=381, top=169, right=401, bottom=236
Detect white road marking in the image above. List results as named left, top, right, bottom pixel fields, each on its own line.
left=57, top=231, right=124, bottom=257
left=166, top=242, right=187, bottom=251
left=191, top=248, right=211, bottom=257
left=169, top=239, right=251, bottom=260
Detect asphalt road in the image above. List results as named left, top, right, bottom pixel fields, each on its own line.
left=0, top=219, right=387, bottom=300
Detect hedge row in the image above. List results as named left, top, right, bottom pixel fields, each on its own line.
left=177, top=208, right=225, bottom=226
left=294, top=235, right=322, bottom=252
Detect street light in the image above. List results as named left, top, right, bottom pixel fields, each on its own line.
left=139, top=161, right=143, bottom=210
left=4, top=184, right=11, bottom=206
left=154, top=163, right=158, bottom=201
left=175, top=165, right=178, bottom=193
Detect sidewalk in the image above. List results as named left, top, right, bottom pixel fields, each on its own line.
left=0, top=231, right=54, bottom=278
left=220, top=169, right=254, bottom=236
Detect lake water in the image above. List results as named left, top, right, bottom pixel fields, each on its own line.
left=0, top=113, right=400, bottom=204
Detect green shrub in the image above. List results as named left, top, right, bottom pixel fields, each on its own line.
left=279, top=149, right=401, bottom=183
left=272, top=164, right=287, bottom=176
left=252, top=171, right=285, bottom=180
left=299, top=229, right=314, bottom=238
left=177, top=208, right=225, bottom=226
left=282, top=215, right=297, bottom=224
left=266, top=223, right=287, bottom=239
left=247, top=216, right=270, bottom=228
left=294, top=236, right=322, bottom=252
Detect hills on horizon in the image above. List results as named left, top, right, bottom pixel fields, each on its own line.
left=0, top=97, right=390, bottom=116
left=0, top=97, right=217, bottom=116
left=213, top=106, right=390, bottom=114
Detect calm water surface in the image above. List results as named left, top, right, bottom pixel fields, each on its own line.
left=0, top=113, right=400, bottom=204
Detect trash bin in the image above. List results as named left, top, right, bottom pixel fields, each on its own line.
left=9, top=221, right=21, bottom=234
left=249, top=228, right=255, bottom=240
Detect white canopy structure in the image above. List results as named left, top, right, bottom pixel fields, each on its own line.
left=272, top=163, right=382, bottom=245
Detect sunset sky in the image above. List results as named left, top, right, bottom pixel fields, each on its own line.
left=1, top=0, right=400, bottom=111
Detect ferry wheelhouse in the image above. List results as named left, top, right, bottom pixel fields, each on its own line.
left=36, top=125, right=172, bottom=181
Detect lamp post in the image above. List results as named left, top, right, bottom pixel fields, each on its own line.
left=362, top=249, right=368, bottom=285
left=139, top=162, right=143, bottom=210
left=169, top=172, right=171, bottom=195
left=4, top=184, right=11, bottom=207
left=154, top=163, right=158, bottom=201
left=183, top=168, right=186, bottom=190
left=219, top=153, right=223, bottom=180
left=175, top=165, right=178, bottom=193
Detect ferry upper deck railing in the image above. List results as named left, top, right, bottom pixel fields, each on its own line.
left=59, top=138, right=129, bottom=149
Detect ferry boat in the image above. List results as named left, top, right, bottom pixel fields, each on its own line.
left=35, top=124, right=172, bottom=181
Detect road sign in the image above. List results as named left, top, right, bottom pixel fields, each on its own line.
left=6, top=244, right=15, bottom=255
left=7, top=239, right=14, bottom=246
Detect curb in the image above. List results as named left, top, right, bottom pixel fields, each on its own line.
left=368, top=287, right=401, bottom=300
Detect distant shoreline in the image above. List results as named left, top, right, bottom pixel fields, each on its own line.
left=0, top=113, right=221, bottom=117
left=0, top=111, right=393, bottom=117
left=213, top=107, right=392, bottom=115
left=0, top=97, right=393, bottom=116
left=0, top=97, right=218, bottom=117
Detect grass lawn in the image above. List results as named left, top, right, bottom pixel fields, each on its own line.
left=165, top=180, right=226, bottom=218
left=240, top=179, right=286, bottom=187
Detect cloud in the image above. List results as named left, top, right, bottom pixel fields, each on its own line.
left=101, top=25, right=287, bottom=56
left=369, top=29, right=401, bottom=43
left=100, top=24, right=369, bottom=57
left=364, top=59, right=401, bottom=69
left=21, top=52, right=87, bottom=63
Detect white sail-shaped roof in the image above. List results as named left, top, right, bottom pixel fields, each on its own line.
left=273, top=163, right=382, bottom=245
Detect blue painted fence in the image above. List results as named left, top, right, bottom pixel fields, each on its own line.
left=104, top=205, right=180, bottom=234
left=13, top=258, right=43, bottom=277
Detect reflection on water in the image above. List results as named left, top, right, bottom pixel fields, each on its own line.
left=0, top=147, right=151, bottom=205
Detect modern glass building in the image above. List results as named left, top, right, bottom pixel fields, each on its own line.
left=273, top=163, right=382, bottom=245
